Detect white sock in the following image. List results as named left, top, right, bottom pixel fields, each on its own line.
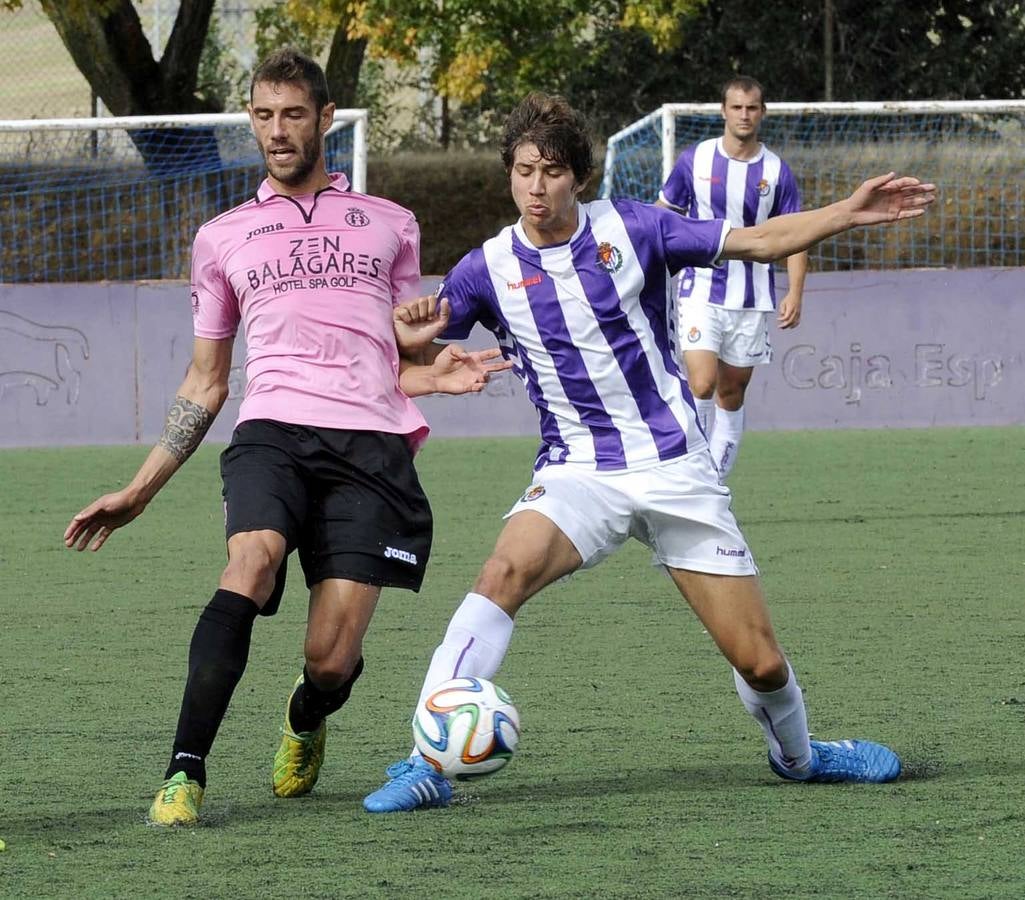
left=708, top=404, right=744, bottom=477
left=733, top=661, right=813, bottom=774
left=415, top=592, right=514, bottom=709
left=694, top=396, right=715, bottom=437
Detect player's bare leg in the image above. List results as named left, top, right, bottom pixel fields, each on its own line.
left=273, top=579, right=378, bottom=798
left=682, top=349, right=719, bottom=437
left=364, top=512, right=582, bottom=813
left=667, top=567, right=901, bottom=783
left=709, top=361, right=753, bottom=477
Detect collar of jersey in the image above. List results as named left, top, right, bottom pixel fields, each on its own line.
left=256, top=170, right=350, bottom=203
left=512, top=202, right=588, bottom=256
left=716, top=136, right=765, bottom=164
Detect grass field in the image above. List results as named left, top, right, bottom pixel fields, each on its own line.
left=2, top=428, right=1024, bottom=899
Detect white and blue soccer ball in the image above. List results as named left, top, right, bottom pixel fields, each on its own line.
left=413, top=676, right=520, bottom=780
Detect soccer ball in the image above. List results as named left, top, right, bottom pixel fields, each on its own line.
left=413, top=676, right=520, bottom=780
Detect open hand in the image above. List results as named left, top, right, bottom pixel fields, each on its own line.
left=847, top=172, right=937, bottom=225
left=431, top=345, right=513, bottom=395
left=64, top=489, right=145, bottom=552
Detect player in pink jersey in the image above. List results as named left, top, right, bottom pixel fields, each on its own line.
left=62, top=48, right=508, bottom=827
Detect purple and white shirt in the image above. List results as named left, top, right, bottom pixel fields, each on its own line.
left=439, top=199, right=730, bottom=472
left=659, top=137, right=801, bottom=311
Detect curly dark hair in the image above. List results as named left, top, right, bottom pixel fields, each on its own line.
left=250, top=48, right=330, bottom=112
left=500, top=92, right=594, bottom=186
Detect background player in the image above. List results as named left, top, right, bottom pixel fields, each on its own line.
left=63, top=48, right=507, bottom=827
left=362, top=91, right=934, bottom=813
left=657, top=76, right=806, bottom=478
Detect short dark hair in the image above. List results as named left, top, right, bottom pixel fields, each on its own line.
left=500, top=92, right=594, bottom=186
left=720, top=76, right=766, bottom=107
left=250, top=48, right=330, bottom=112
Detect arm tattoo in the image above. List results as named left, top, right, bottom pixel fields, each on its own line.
left=157, top=395, right=215, bottom=462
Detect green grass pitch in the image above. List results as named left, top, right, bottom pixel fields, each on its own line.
left=2, top=428, right=1023, bottom=899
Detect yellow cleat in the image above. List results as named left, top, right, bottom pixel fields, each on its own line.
left=272, top=676, right=327, bottom=798
left=147, top=771, right=204, bottom=826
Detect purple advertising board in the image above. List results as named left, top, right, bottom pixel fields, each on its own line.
left=0, top=269, right=1021, bottom=448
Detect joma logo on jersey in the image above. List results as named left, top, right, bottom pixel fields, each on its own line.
left=246, top=222, right=285, bottom=240
left=595, top=242, right=623, bottom=274
left=384, top=546, right=418, bottom=565
left=507, top=274, right=543, bottom=290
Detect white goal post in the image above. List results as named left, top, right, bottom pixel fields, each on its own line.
left=601, top=100, right=1025, bottom=270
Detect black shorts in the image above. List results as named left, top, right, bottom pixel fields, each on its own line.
left=220, top=420, right=433, bottom=598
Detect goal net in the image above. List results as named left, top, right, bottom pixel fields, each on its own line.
left=0, top=110, right=367, bottom=282
left=601, top=101, right=1025, bottom=270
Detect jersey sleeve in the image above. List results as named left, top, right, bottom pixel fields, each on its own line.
left=654, top=204, right=731, bottom=273
left=390, top=213, right=423, bottom=305
left=658, top=146, right=696, bottom=211
left=772, top=160, right=802, bottom=216
left=436, top=248, right=494, bottom=342
left=190, top=227, right=239, bottom=340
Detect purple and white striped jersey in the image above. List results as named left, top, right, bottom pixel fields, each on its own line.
left=438, top=198, right=730, bottom=472
left=659, top=137, right=801, bottom=311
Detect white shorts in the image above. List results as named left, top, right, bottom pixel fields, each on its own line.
left=678, top=301, right=773, bottom=368
left=504, top=453, right=758, bottom=576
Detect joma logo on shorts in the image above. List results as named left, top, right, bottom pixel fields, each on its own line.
left=384, top=546, right=418, bottom=565
left=246, top=222, right=285, bottom=240
left=716, top=546, right=747, bottom=557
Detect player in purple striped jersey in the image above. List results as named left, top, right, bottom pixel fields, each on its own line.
left=364, top=92, right=934, bottom=812
left=657, top=76, right=806, bottom=478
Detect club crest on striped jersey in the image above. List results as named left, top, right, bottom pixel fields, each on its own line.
left=687, top=326, right=702, bottom=343
left=595, top=241, right=624, bottom=274
left=345, top=207, right=371, bottom=227
left=756, top=179, right=771, bottom=197
left=521, top=484, right=545, bottom=502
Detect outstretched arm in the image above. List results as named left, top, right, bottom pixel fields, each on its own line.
left=722, top=172, right=936, bottom=263
left=400, top=345, right=512, bottom=397
left=63, top=337, right=234, bottom=551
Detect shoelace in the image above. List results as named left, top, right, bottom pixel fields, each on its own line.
left=385, top=759, right=429, bottom=785
left=160, top=777, right=187, bottom=804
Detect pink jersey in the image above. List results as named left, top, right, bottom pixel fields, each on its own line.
left=190, top=172, right=429, bottom=451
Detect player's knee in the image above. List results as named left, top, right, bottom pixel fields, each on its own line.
left=734, top=651, right=788, bottom=692
left=688, top=375, right=716, bottom=399
left=474, top=553, right=532, bottom=605
left=716, top=383, right=747, bottom=408
left=220, top=545, right=281, bottom=604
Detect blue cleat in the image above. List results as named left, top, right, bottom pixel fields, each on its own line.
left=363, top=757, right=453, bottom=813
left=770, top=739, right=902, bottom=784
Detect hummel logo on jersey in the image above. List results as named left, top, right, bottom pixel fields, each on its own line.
left=246, top=222, right=284, bottom=240
left=507, top=274, right=543, bottom=290
left=345, top=208, right=371, bottom=227
left=716, top=545, right=747, bottom=557
left=698, top=176, right=723, bottom=184
left=384, top=546, right=418, bottom=565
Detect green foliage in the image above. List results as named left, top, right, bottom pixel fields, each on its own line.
left=2, top=427, right=1024, bottom=897
left=195, top=13, right=249, bottom=111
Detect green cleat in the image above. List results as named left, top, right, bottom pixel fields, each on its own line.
left=272, top=676, right=327, bottom=798
left=147, top=772, right=204, bottom=826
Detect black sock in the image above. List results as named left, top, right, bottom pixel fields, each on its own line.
left=288, top=657, right=365, bottom=734
left=165, top=589, right=259, bottom=787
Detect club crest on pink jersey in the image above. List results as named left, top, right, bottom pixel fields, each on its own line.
left=345, top=208, right=371, bottom=227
